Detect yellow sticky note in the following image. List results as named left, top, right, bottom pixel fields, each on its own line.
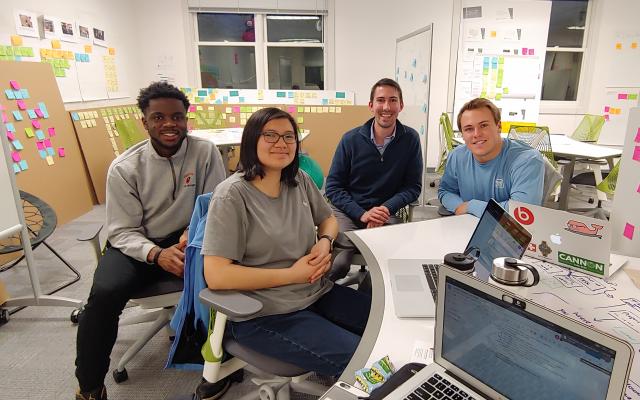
left=51, top=39, right=61, bottom=49
left=329, top=107, right=336, bottom=113
left=336, top=107, right=342, bottom=113
left=310, top=107, right=317, bottom=113
left=80, top=121, right=88, bottom=128
left=490, top=31, right=497, bottom=38
left=108, top=47, right=116, bottom=55
left=84, top=45, right=92, bottom=53
left=297, top=117, right=304, bottom=124
left=11, top=35, right=23, bottom=46
left=225, top=107, right=232, bottom=114
left=304, top=107, right=311, bottom=113
left=615, top=42, right=622, bottom=50
left=229, top=116, right=236, bottom=123
left=46, top=155, right=54, bottom=165
left=632, top=42, right=638, bottom=49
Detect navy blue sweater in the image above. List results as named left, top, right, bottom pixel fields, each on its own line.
left=325, top=118, right=423, bottom=221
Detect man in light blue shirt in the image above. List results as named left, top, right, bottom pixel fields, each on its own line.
left=438, top=98, right=544, bottom=217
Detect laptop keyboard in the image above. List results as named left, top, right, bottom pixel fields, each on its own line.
left=422, top=263, right=442, bottom=301
left=405, top=373, right=476, bottom=400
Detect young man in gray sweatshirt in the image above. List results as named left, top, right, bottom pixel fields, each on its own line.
left=74, top=82, right=226, bottom=400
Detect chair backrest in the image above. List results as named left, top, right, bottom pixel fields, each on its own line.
left=507, top=125, right=558, bottom=168
left=596, top=159, right=620, bottom=195
left=298, top=153, right=324, bottom=190
left=436, top=113, right=455, bottom=175
left=542, top=156, right=562, bottom=203
left=571, top=114, right=605, bottom=142
left=115, top=119, right=147, bottom=149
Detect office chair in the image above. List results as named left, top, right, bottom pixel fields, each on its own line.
left=80, top=227, right=184, bottom=383
left=428, top=113, right=456, bottom=190
left=567, top=114, right=608, bottom=204
left=298, top=152, right=324, bottom=190
left=569, top=159, right=620, bottom=220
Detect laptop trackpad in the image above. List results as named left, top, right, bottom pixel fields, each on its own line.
left=395, top=275, right=424, bottom=291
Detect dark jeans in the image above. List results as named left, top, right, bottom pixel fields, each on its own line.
left=75, top=232, right=181, bottom=392
left=228, top=283, right=371, bottom=376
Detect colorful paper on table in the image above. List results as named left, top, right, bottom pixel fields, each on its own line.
left=27, top=109, right=37, bottom=119
left=32, top=120, right=41, bottom=129
left=19, top=160, right=28, bottom=171
left=58, top=147, right=65, bottom=157
left=46, top=155, right=54, bottom=166
left=5, top=89, right=15, bottom=99
left=5, top=123, right=15, bottom=132
left=12, top=110, right=23, bottom=121
left=9, top=80, right=20, bottom=90
left=37, top=102, right=49, bottom=118
left=623, top=223, right=635, bottom=240
left=48, top=127, right=56, bottom=137
left=47, top=147, right=55, bottom=156
left=6, top=131, right=15, bottom=141
left=12, top=139, right=23, bottom=150
left=25, top=128, right=34, bottom=138
left=38, top=149, right=46, bottom=159
left=35, top=108, right=43, bottom=118
left=35, top=130, right=45, bottom=140
left=11, top=151, right=20, bottom=162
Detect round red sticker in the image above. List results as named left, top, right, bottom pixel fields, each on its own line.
left=513, top=206, right=534, bottom=225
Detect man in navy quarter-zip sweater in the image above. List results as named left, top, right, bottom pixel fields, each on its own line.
left=74, top=82, right=226, bottom=400
left=326, top=78, right=422, bottom=282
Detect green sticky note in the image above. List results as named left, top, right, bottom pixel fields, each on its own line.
left=297, top=106, right=304, bottom=113
left=480, top=90, right=487, bottom=98
left=629, top=94, right=638, bottom=100
left=0, top=47, right=5, bottom=56
left=483, top=67, right=489, bottom=76
left=276, top=91, right=286, bottom=98
left=498, top=56, right=505, bottom=64
left=503, top=87, right=509, bottom=94
left=336, top=92, right=346, bottom=99
left=496, top=93, right=503, bottom=100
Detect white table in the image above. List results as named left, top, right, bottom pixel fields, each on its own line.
left=451, top=135, right=622, bottom=210
left=343, top=216, right=640, bottom=398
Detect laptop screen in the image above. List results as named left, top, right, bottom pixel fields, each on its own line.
left=465, top=200, right=531, bottom=280
left=441, top=276, right=616, bottom=400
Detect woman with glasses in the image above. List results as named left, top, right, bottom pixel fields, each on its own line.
left=202, top=107, right=371, bottom=377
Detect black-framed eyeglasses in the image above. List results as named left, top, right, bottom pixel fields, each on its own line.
left=261, top=131, right=297, bottom=144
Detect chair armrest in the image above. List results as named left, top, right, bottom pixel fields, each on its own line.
left=198, top=289, right=263, bottom=319
left=438, top=205, right=454, bottom=217
left=77, top=225, right=103, bottom=260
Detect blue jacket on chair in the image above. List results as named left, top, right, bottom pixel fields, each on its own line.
left=166, top=192, right=212, bottom=370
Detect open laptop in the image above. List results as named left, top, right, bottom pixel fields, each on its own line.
left=508, top=200, right=628, bottom=278
left=389, top=199, right=531, bottom=318
left=386, top=265, right=634, bottom=400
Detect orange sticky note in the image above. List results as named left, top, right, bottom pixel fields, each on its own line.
left=51, top=39, right=61, bottom=49
left=108, top=47, right=115, bottom=55
left=491, top=31, right=497, bottom=38
left=615, top=42, right=622, bottom=50
left=84, top=45, right=92, bottom=53
left=632, top=42, right=638, bottom=49
left=11, top=35, right=23, bottom=46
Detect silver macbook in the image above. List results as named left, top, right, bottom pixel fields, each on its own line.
left=508, top=200, right=628, bottom=278
left=386, top=265, right=634, bottom=400
left=389, top=199, right=531, bottom=318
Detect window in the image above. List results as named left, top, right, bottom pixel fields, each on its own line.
left=195, top=12, right=325, bottom=90
left=541, top=0, right=590, bottom=101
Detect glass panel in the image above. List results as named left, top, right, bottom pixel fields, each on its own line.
left=547, top=1, right=588, bottom=48
left=197, top=13, right=255, bottom=42
left=541, top=51, right=583, bottom=101
left=266, top=15, right=323, bottom=43
left=267, top=47, right=324, bottom=90
left=199, top=46, right=256, bottom=89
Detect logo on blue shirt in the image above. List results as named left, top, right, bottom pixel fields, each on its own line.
left=495, top=178, right=504, bottom=189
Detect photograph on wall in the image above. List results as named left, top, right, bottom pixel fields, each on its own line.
left=60, top=20, right=76, bottom=42
left=93, top=27, right=106, bottom=46
left=78, top=24, right=91, bottom=41
left=40, top=15, right=60, bottom=39
left=14, top=10, right=39, bottom=38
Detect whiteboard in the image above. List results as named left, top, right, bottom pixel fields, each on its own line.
left=395, top=25, right=433, bottom=205
left=0, top=123, right=22, bottom=239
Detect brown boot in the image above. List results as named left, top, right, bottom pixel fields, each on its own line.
left=75, top=386, right=107, bottom=400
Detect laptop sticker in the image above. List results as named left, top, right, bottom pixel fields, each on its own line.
left=565, top=220, right=604, bottom=239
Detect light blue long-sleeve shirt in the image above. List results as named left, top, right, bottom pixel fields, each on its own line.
left=438, top=138, right=544, bottom=217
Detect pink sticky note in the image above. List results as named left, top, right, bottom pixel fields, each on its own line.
left=618, top=93, right=628, bottom=100
left=604, top=106, right=610, bottom=112
left=16, top=99, right=26, bottom=110
left=35, top=108, right=44, bottom=118
left=11, top=151, right=20, bottom=162
left=604, top=114, right=610, bottom=121
left=188, top=105, right=196, bottom=112
left=287, top=106, right=296, bottom=113
left=623, top=223, right=635, bottom=240
left=634, top=146, right=640, bottom=162
left=522, top=48, right=528, bottom=55
left=1, top=112, right=7, bottom=123
left=48, top=127, right=56, bottom=137
left=32, top=120, right=41, bottom=129
left=58, top=147, right=65, bottom=157
left=44, top=138, right=52, bottom=148
left=232, top=106, right=241, bottom=113
left=635, top=127, right=640, bottom=143
left=637, top=183, right=640, bottom=194
left=9, top=80, right=20, bottom=90
left=529, top=49, right=535, bottom=56
left=6, top=131, right=15, bottom=141
left=36, top=141, right=45, bottom=150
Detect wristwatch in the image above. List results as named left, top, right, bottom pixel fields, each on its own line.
left=318, top=234, right=335, bottom=251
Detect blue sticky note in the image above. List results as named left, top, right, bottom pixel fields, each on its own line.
left=336, top=92, right=346, bottom=99
left=198, top=89, right=207, bottom=96
left=215, top=99, right=222, bottom=104
left=21, top=89, right=29, bottom=99
left=223, top=96, right=228, bottom=102
left=27, top=109, right=37, bottom=119
left=47, top=147, right=55, bottom=156
left=412, top=58, right=417, bottom=67
left=38, top=149, right=47, bottom=159
left=5, top=123, right=15, bottom=132
left=19, top=159, right=28, bottom=171
left=37, top=102, right=49, bottom=118
left=239, top=97, right=245, bottom=103
left=12, top=139, right=23, bottom=150
left=12, top=110, right=23, bottom=121
left=71, top=112, right=79, bottom=121
left=421, top=103, right=427, bottom=113
left=75, top=53, right=82, bottom=62
left=84, top=54, right=90, bottom=62
left=422, top=74, right=428, bottom=83
left=13, top=90, right=22, bottom=99
left=322, top=98, right=329, bottom=105
left=35, top=130, right=45, bottom=140
left=410, top=73, right=414, bottom=82
left=5, top=89, right=15, bottom=99
left=287, top=91, right=294, bottom=98
left=276, top=91, right=286, bottom=98
left=13, top=163, right=20, bottom=173
left=230, top=90, right=239, bottom=97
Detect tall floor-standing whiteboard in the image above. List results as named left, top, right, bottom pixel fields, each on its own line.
left=395, top=24, right=433, bottom=206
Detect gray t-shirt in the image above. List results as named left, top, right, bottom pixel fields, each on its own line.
left=202, top=170, right=334, bottom=321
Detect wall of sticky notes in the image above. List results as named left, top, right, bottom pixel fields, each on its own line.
left=600, top=88, right=640, bottom=145
left=0, top=61, right=93, bottom=225
left=181, top=88, right=355, bottom=106
left=611, top=107, right=640, bottom=257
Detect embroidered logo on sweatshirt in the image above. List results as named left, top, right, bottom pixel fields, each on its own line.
left=495, top=178, right=504, bottom=189
left=183, top=172, right=195, bottom=187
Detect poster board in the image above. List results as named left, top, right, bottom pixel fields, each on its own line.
left=454, top=1, right=551, bottom=124
left=70, top=105, right=145, bottom=204
left=610, top=107, right=640, bottom=257
left=0, top=60, right=93, bottom=225
left=598, top=87, right=640, bottom=146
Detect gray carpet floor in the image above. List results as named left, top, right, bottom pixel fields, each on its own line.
left=0, top=173, right=610, bottom=400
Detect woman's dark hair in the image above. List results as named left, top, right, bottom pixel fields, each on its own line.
left=239, top=107, right=300, bottom=186
left=137, top=81, right=190, bottom=114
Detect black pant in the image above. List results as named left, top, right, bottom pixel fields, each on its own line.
left=75, top=232, right=181, bottom=392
